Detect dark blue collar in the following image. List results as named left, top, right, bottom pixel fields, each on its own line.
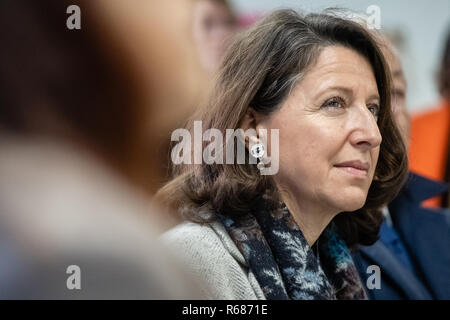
left=401, top=172, right=448, bottom=204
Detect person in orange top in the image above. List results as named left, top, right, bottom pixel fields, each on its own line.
left=409, top=29, right=450, bottom=208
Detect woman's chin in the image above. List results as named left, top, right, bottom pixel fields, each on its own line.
left=334, top=193, right=368, bottom=212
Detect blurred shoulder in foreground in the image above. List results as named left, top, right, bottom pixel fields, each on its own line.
left=0, top=0, right=206, bottom=299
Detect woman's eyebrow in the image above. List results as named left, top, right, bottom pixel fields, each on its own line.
left=313, top=86, right=380, bottom=102
left=367, top=94, right=380, bottom=102
left=313, top=86, right=353, bottom=100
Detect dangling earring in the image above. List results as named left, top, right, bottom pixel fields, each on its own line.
left=250, top=143, right=265, bottom=171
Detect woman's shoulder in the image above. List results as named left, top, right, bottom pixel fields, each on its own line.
left=162, top=221, right=218, bottom=244
left=161, top=220, right=245, bottom=265
left=160, top=220, right=265, bottom=300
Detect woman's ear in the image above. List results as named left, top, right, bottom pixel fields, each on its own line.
left=240, top=107, right=260, bottom=146
left=240, top=107, right=257, bottom=130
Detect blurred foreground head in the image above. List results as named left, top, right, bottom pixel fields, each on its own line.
left=0, top=0, right=203, bottom=298
left=0, top=0, right=204, bottom=193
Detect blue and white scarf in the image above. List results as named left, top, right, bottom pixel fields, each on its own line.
left=219, top=204, right=367, bottom=300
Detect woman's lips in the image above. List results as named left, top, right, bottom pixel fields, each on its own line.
left=334, top=160, right=369, bottom=178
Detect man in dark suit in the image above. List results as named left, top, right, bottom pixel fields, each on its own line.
left=352, top=36, right=450, bottom=300
left=353, top=173, right=450, bottom=299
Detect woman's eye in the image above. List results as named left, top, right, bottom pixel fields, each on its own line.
left=322, top=97, right=345, bottom=109
left=368, top=104, right=380, bottom=117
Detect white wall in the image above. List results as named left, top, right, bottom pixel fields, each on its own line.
left=229, top=0, right=450, bottom=113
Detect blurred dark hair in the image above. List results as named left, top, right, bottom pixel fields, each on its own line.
left=0, top=0, right=143, bottom=175
left=438, top=27, right=450, bottom=99
left=158, top=9, right=408, bottom=248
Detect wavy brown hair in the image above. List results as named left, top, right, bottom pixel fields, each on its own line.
left=157, top=9, right=408, bottom=248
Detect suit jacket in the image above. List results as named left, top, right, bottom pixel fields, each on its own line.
left=352, top=173, right=450, bottom=299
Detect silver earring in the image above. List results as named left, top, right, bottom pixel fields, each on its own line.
left=250, top=144, right=265, bottom=170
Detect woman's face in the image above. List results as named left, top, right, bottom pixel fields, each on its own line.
left=259, top=46, right=382, bottom=213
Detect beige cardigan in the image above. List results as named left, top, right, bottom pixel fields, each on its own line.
left=161, top=221, right=267, bottom=300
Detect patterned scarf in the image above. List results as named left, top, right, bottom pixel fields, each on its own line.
left=219, top=204, right=367, bottom=300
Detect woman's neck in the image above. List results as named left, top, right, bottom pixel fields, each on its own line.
left=278, top=188, right=338, bottom=247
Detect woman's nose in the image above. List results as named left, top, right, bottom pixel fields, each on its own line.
left=348, top=105, right=382, bottom=150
